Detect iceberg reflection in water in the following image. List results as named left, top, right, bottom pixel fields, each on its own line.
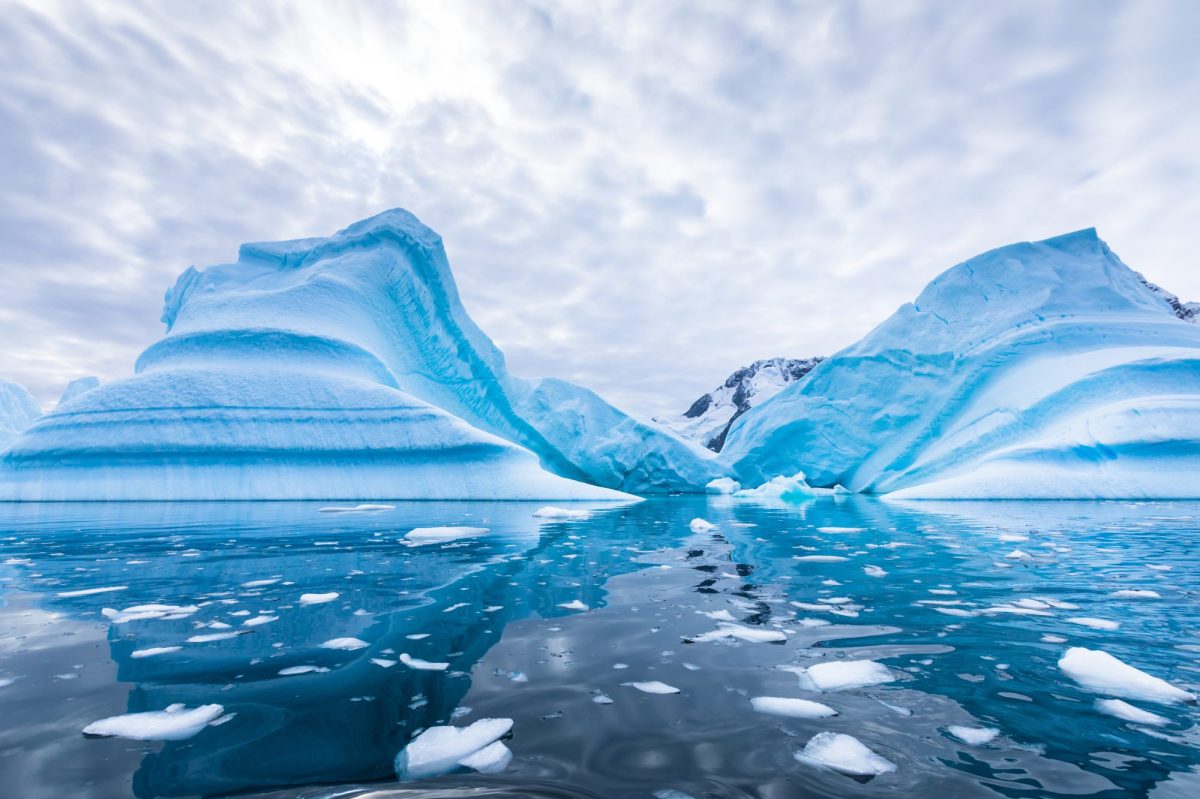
left=0, top=498, right=1199, bottom=798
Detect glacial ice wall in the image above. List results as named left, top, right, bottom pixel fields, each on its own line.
left=722, top=229, right=1200, bottom=499
left=0, top=378, right=41, bottom=450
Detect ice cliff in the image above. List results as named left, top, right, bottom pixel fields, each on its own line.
left=0, top=209, right=714, bottom=500
left=722, top=229, right=1200, bottom=499
left=58, top=376, right=100, bottom=406
left=0, top=379, right=41, bottom=450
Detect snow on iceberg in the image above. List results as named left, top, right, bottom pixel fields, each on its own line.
left=0, top=378, right=40, bottom=450
left=723, top=229, right=1200, bottom=499
left=0, top=210, right=669, bottom=501
left=1058, top=647, right=1195, bottom=704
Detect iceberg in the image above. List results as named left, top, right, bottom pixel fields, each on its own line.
left=795, top=732, right=896, bottom=777
left=0, top=378, right=40, bottom=449
left=723, top=230, right=1200, bottom=499
left=394, top=717, right=513, bottom=781
left=1058, top=647, right=1195, bottom=704
left=0, top=209, right=701, bottom=500
left=57, top=376, right=100, bottom=406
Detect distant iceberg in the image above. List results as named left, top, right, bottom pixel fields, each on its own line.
left=722, top=229, right=1200, bottom=499
left=57, top=375, right=100, bottom=406
left=0, top=209, right=703, bottom=500
left=0, top=378, right=40, bottom=450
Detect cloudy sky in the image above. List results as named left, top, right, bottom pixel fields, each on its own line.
left=2, top=1, right=1198, bottom=417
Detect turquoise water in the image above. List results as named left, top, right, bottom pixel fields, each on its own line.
left=0, top=497, right=1198, bottom=798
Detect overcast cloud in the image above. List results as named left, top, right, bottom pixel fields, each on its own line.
left=1, top=0, right=1198, bottom=417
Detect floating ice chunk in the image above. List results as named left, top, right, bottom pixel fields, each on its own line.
left=795, top=732, right=896, bottom=777
left=1067, top=617, right=1120, bottom=631
left=242, top=615, right=277, bottom=626
left=241, top=578, right=280, bottom=588
left=370, top=658, right=397, bottom=668
left=734, top=472, right=825, bottom=502
left=689, top=518, right=716, bottom=533
left=456, top=740, right=512, bottom=774
left=705, top=477, right=740, bottom=494
left=793, top=555, right=849, bottom=563
left=998, top=533, right=1029, bottom=542
left=406, top=633, right=430, bottom=640
left=394, top=718, right=513, bottom=781
left=623, top=681, right=681, bottom=694
left=946, top=725, right=999, bottom=745
left=1042, top=634, right=1068, bottom=644
left=186, top=632, right=241, bottom=643
left=321, top=637, right=369, bottom=651
left=1013, top=598, right=1051, bottom=610
left=1095, top=698, right=1170, bottom=726
left=1005, top=550, right=1031, bottom=560
left=818, top=527, right=865, bottom=534
left=592, top=693, right=614, bottom=704
left=57, top=586, right=127, bottom=598
left=783, top=660, right=896, bottom=692
left=278, top=665, right=328, bottom=676
left=1147, top=564, right=1172, bottom=572
left=319, top=504, right=395, bottom=513
left=751, top=696, right=837, bottom=718
left=299, top=592, right=339, bottom=605
left=1109, top=589, right=1161, bottom=599
left=102, top=604, right=199, bottom=623
left=83, top=704, right=224, bottom=741
left=796, top=618, right=831, bottom=627
left=558, top=599, right=589, bottom=611
left=131, top=646, right=182, bottom=658
left=691, top=623, right=786, bottom=644
left=400, top=653, right=449, bottom=671
left=1058, top=647, right=1195, bottom=704
left=405, top=526, right=489, bottom=545
left=701, top=609, right=737, bottom=622
left=863, top=565, right=888, bottom=578
left=533, top=507, right=592, bottom=520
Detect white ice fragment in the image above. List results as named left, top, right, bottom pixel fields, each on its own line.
left=102, top=604, right=199, bottom=624
left=750, top=696, right=837, bottom=718
left=186, top=632, right=241, bottom=643
left=83, top=704, right=224, bottom=741
left=395, top=718, right=513, bottom=781
left=701, top=609, right=737, bottom=622
left=946, top=725, right=999, bottom=745
left=623, top=681, right=681, bottom=694
left=241, top=578, right=280, bottom=588
left=130, top=646, right=182, bottom=658
left=400, top=653, right=449, bottom=671
left=532, top=507, right=592, bottom=520
left=592, top=693, right=614, bottom=704
left=1058, top=647, right=1195, bottom=704
left=689, top=518, right=716, bottom=533
left=1109, top=590, right=1161, bottom=599
left=691, top=623, right=786, bottom=644
left=1067, top=617, right=1120, bottom=631
left=1005, top=550, right=1031, bottom=560
left=863, top=565, right=888, bottom=578
left=57, top=586, right=127, bottom=598
left=405, top=526, right=489, bottom=545
left=818, top=527, right=864, bottom=534
left=795, top=732, right=896, bottom=776
left=558, top=600, right=589, bottom=611
left=1095, top=698, right=1170, bottom=726
left=782, top=660, right=896, bottom=692
left=370, top=658, right=397, bottom=668
left=242, top=615, right=277, bottom=626
left=278, top=665, right=328, bottom=676
left=299, top=592, right=339, bottom=605
left=321, top=637, right=369, bottom=651
left=705, top=477, right=740, bottom=494
left=456, top=740, right=512, bottom=774
left=1041, top=634, right=1068, bottom=643
left=793, top=555, right=849, bottom=563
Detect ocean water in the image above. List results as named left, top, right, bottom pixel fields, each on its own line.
left=0, top=497, right=1198, bottom=798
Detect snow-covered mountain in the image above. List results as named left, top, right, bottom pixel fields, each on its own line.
left=723, top=229, right=1200, bottom=499
left=659, top=357, right=823, bottom=451
left=0, top=209, right=716, bottom=500
left=0, top=378, right=41, bottom=450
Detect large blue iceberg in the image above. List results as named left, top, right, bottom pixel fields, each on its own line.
left=722, top=229, right=1200, bottom=499
left=0, top=378, right=41, bottom=449
left=0, top=210, right=719, bottom=500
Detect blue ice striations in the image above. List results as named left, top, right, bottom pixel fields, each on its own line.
left=723, top=229, right=1200, bottom=499
left=0, top=378, right=41, bottom=450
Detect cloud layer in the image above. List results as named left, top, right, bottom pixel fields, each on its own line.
left=2, top=0, right=1198, bottom=416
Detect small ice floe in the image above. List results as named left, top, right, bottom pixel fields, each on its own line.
left=241, top=578, right=280, bottom=588
left=750, top=696, right=837, bottom=718
left=734, top=472, right=825, bottom=501
left=456, top=740, right=513, bottom=774
left=371, top=658, right=397, bottom=668
left=83, top=704, right=224, bottom=741
left=1109, top=589, right=1161, bottom=599
left=405, top=526, right=489, bottom=546
left=623, top=681, right=681, bottom=694
left=186, top=632, right=242, bottom=643
left=689, top=518, right=716, bottom=533
left=318, top=504, right=395, bottom=513
left=705, top=477, right=741, bottom=494
left=1067, top=617, right=1120, bottom=631
left=592, top=693, right=614, bottom=704
left=532, top=506, right=592, bottom=520
left=998, top=533, right=1029, bottom=542
left=701, top=609, right=737, bottom=622
left=278, top=665, right=329, bottom=676
left=131, top=646, right=182, bottom=659
left=57, top=585, right=127, bottom=598
left=558, top=600, right=589, bottom=611
left=1004, top=550, right=1031, bottom=560
left=863, top=565, right=888, bottom=578
left=299, top=592, right=339, bottom=605
left=400, top=653, right=449, bottom=671
left=689, top=623, right=786, bottom=644
left=1058, top=647, right=1195, bottom=704
left=1096, top=698, right=1170, bottom=726
left=1147, top=564, right=1172, bottom=572
left=1041, top=634, right=1068, bottom=644
left=793, top=555, right=849, bottom=563
left=818, top=527, right=864, bottom=534
left=443, top=603, right=469, bottom=613
left=406, top=633, right=430, bottom=640
left=394, top=718, right=514, bottom=781
left=242, top=615, right=277, bottom=627
left=795, top=732, right=896, bottom=777
left=321, top=637, right=369, bottom=651
left=782, top=660, right=896, bottom=692
left=946, top=725, right=999, bottom=746
left=102, top=604, right=199, bottom=624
